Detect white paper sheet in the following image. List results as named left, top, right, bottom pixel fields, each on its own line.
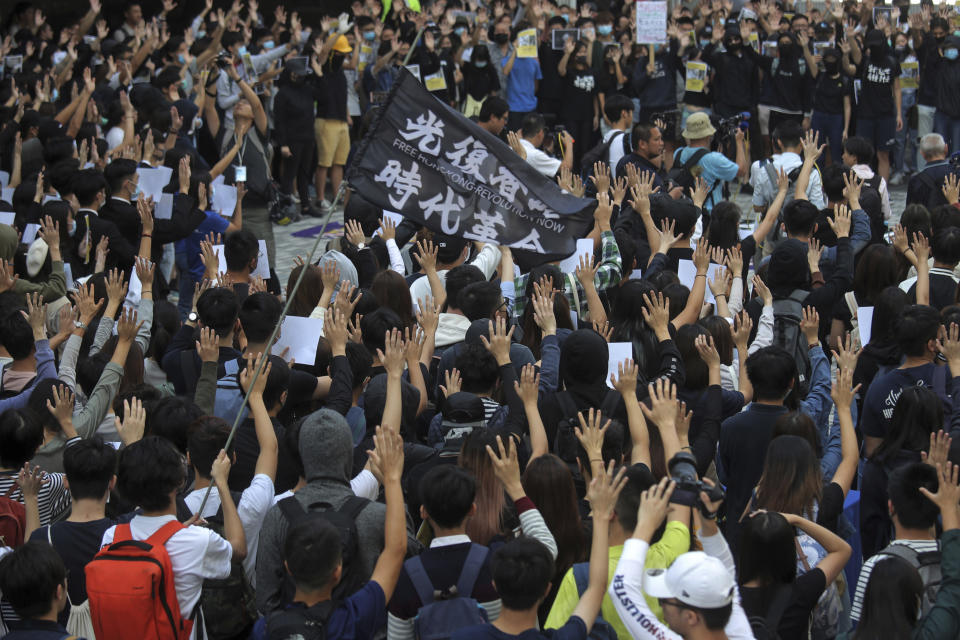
left=678, top=259, right=725, bottom=304
left=21, top=223, right=39, bottom=244
left=557, top=238, right=594, bottom=274
left=630, top=269, right=644, bottom=280
left=63, top=263, right=75, bottom=291
left=155, top=193, right=174, bottom=220
left=1, top=187, right=13, bottom=203
left=606, top=342, right=634, bottom=389
left=0, top=211, right=13, bottom=226
left=272, top=316, right=322, bottom=366
left=214, top=239, right=270, bottom=279
left=0, top=171, right=9, bottom=190
left=137, top=166, right=173, bottom=202
left=211, top=184, right=238, bottom=217
left=857, top=306, right=874, bottom=347
left=373, top=210, right=404, bottom=236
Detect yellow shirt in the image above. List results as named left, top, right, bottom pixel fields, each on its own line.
left=544, top=521, right=690, bottom=639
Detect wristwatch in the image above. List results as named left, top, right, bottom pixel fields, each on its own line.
left=74, top=320, right=87, bottom=330
left=188, top=311, right=199, bottom=323
left=356, top=242, right=366, bottom=250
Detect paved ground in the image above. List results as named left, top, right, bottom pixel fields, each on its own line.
left=267, top=185, right=910, bottom=286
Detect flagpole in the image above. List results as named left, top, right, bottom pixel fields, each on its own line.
left=194, top=181, right=347, bottom=518
left=404, top=27, right=425, bottom=65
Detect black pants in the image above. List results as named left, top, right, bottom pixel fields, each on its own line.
left=280, top=138, right=316, bottom=207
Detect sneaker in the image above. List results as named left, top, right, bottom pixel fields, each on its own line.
left=317, top=198, right=332, bottom=210
left=291, top=193, right=301, bottom=204
left=303, top=206, right=325, bottom=218
left=275, top=213, right=294, bottom=226
left=889, top=171, right=906, bottom=186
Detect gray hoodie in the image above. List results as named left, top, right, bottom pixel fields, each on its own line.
left=254, top=408, right=420, bottom=613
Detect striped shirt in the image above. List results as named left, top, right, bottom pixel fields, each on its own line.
left=851, top=539, right=941, bottom=622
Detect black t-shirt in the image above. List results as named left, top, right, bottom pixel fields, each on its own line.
left=817, top=481, right=845, bottom=533
left=813, top=73, right=852, bottom=115
left=317, top=70, right=348, bottom=121
left=858, top=56, right=900, bottom=118
left=462, top=61, right=500, bottom=101
left=31, top=519, right=115, bottom=626
left=740, top=569, right=827, bottom=640
left=561, top=68, right=598, bottom=121
left=227, top=415, right=300, bottom=494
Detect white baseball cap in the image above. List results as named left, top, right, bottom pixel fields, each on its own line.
left=643, top=552, right=735, bottom=609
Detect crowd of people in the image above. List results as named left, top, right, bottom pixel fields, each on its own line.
left=4, top=0, right=960, bottom=639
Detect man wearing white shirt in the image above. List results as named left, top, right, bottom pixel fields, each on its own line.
left=601, top=94, right=635, bottom=171
left=408, top=235, right=502, bottom=314
left=518, top=113, right=574, bottom=178
left=749, top=121, right=827, bottom=215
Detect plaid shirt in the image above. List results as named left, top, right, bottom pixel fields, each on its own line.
left=513, top=230, right=622, bottom=318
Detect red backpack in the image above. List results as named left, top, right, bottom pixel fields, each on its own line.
left=86, top=520, right=194, bottom=640
left=0, top=483, right=26, bottom=548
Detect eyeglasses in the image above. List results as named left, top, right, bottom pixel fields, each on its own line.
left=658, top=598, right=692, bottom=612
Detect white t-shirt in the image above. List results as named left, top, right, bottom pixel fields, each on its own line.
left=102, top=514, right=232, bottom=640
left=184, top=474, right=274, bottom=586
left=604, top=128, right=627, bottom=171
left=520, top=139, right=562, bottom=178
left=408, top=244, right=503, bottom=310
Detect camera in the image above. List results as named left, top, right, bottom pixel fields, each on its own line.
left=215, top=52, right=231, bottom=69
left=667, top=451, right=724, bottom=517
left=713, top=111, right=751, bottom=144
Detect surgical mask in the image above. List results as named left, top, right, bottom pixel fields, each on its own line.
left=475, top=60, right=488, bottom=68
left=454, top=27, right=466, bottom=36
left=583, top=27, right=595, bottom=39
left=130, top=181, right=141, bottom=200
left=364, top=30, right=377, bottom=41
left=700, top=39, right=711, bottom=48
left=68, top=220, right=77, bottom=236
left=946, top=48, right=960, bottom=60
left=597, top=25, right=612, bottom=35
left=197, top=30, right=206, bottom=39
left=100, top=116, right=109, bottom=127
left=177, top=54, right=186, bottom=64
left=51, top=88, right=59, bottom=102
left=561, top=14, right=570, bottom=23
left=237, top=45, right=248, bottom=56
left=895, top=45, right=905, bottom=53
left=263, top=40, right=275, bottom=49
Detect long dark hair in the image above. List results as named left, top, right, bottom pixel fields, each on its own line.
left=755, top=435, right=822, bottom=520
left=522, top=455, right=586, bottom=577
left=853, top=556, right=923, bottom=640
left=285, top=264, right=325, bottom=318
left=873, top=386, right=941, bottom=464
left=737, top=511, right=797, bottom=587
left=610, top=280, right=660, bottom=383
left=371, top=270, right=416, bottom=328
left=699, top=315, right=735, bottom=366
left=854, top=245, right=900, bottom=305
left=675, top=324, right=710, bottom=390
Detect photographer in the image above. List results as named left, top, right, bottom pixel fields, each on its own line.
left=518, top=113, right=574, bottom=178
left=672, top=113, right=749, bottom=213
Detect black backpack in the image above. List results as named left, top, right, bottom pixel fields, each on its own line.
left=580, top=131, right=629, bottom=178
left=667, top=148, right=712, bottom=195
left=278, top=496, right=369, bottom=603
left=748, top=584, right=792, bottom=640
left=914, top=168, right=960, bottom=211
left=772, top=289, right=812, bottom=398
left=266, top=599, right=338, bottom=640
left=198, top=491, right=260, bottom=640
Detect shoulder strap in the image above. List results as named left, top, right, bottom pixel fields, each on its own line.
left=684, top=148, right=710, bottom=171
left=145, top=520, right=184, bottom=546
left=404, top=555, right=437, bottom=606
left=789, top=289, right=809, bottom=304
left=113, top=523, right=133, bottom=543
left=762, top=158, right=779, bottom=187
left=455, top=544, right=490, bottom=598
left=278, top=495, right=307, bottom=523
left=764, top=584, right=794, bottom=631
left=337, top=495, right=369, bottom=520
left=878, top=543, right=921, bottom=563
left=572, top=562, right=590, bottom=597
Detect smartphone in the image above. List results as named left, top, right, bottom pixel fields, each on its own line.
left=235, top=165, right=247, bottom=182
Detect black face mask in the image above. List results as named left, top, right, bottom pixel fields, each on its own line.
left=936, top=35, right=946, bottom=45
left=779, top=42, right=796, bottom=57
left=440, top=47, right=452, bottom=57
left=330, top=54, right=345, bottom=72
left=724, top=39, right=741, bottom=52
left=378, top=41, right=392, bottom=56
left=494, top=33, right=510, bottom=44
left=824, top=58, right=840, bottom=73
left=576, top=55, right=588, bottom=65
left=869, top=44, right=885, bottom=58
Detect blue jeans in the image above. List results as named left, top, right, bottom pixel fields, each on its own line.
left=810, top=111, right=845, bottom=165
left=893, top=91, right=918, bottom=174
left=935, top=110, right=960, bottom=155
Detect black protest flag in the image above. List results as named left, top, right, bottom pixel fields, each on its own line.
left=347, top=68, right=595, bottom=261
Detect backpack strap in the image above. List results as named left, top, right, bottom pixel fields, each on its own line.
left=572, top=562, right=589, bottom=597
left=685, top=148, right=710, bottom=172
left=278, top=495, right=307, bottom=524
left=455, top=544, right=489, bottom=598
left=113, top=523, right=133, bottom=543
left=788, top=289, right=809, bottom=304
left=145, top=520, right=184, bottom=547
left=337, top=496, right=369, bottom=521
left=763, top=584, right=793, bottom=633
left=404, top=555, right=437, bottom=606
left=762, top=158, right=779, bottom=189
